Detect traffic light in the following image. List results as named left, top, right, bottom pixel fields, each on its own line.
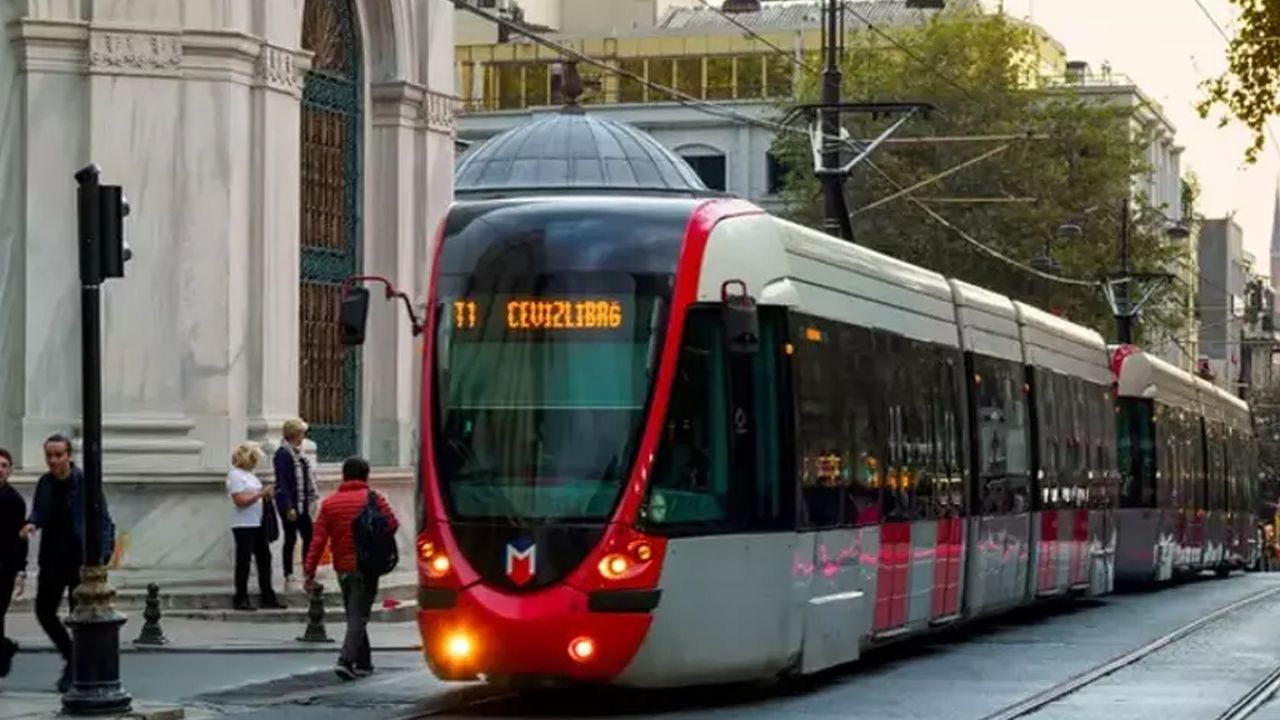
left=75, top=164, right=133, bottom=285
left=98, top=185, right=131, bottom=279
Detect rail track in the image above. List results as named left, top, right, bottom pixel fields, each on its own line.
left=401, top=582, right=1280, bottom=719
left=978, top=584, right=1280, bottom=720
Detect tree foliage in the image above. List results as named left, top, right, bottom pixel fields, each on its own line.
left=772, top=11, right=1191, bottom=343
left=1197, top=0, right=1280, bottom=165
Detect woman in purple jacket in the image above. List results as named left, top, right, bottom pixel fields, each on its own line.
left=273, top=418, right=317, bottom=589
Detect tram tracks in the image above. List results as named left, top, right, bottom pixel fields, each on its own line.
left=979, top=584, right=1280, bottom=720
left=1216, top=664, right=1280, bottom=720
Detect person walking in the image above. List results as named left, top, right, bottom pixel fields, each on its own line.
left=274, top=418, right=316, bottom=589
left=0, top=447, right=27, bottom=678
left=19, top=434, right=114, bottom=693
left=303, top=457, right=399, bottom=680
left=226, top=442, right=286, bottom=612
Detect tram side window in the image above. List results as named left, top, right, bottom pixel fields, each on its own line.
left=1057, top=374, right=1080, bottom=509
left=1154, top=406, right=1175, bottom=511
left=905, top=339, right=936, bottom=519
left=645, top=308, right=730, bottom=526
left=1033, top=368, right=1060, bottom=509
left=1205, top=422, right=1220, bottom=512
left=972, top=355, right=1030, bottom=515
left=1118, top=398, right=1156, bottom=508
left=1093, top=383, right=1118, bottom=508
left=795, top=317, right=876, bottom=529
left=880, top=332, right=916, bottom=522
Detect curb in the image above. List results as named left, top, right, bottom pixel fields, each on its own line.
left=13, top=642, right=423, bottom=655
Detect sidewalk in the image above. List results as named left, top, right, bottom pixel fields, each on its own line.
left=10, top=567, right=418, bottom=610
left=6, top=614, right=424, bottom=654
left=0, top=692, right=202, bottom=720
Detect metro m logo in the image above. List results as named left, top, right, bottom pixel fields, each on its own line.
left=505, top=539, right=537, bottom=586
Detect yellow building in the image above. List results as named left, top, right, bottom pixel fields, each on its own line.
left=455, top=1, right=1068, bottom=113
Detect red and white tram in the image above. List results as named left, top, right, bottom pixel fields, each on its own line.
left=338, top=124, right=1257, bottom=689
left=1112, top=348, right=1258, bottom=583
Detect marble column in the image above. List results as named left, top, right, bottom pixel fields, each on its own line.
left=5, top=15, right=91, bottom=468
left=83, top=22, right=206, bottom=471
left=363, top=80, right=422, bottom=467
left=245, top=41, right=311, bottom=461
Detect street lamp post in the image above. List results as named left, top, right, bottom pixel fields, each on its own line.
left=63, top=163, right=133, bottom=716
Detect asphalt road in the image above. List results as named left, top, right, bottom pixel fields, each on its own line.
left=6, top=574, right=1280, bottom=719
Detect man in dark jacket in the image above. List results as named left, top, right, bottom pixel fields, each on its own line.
left=19, top=434, right=115, bottom=693
left=0, top=447, right=27, bottom=678
left=274, top=418, right=316, bottom=588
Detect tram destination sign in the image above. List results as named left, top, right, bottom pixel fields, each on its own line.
left=452, top=297, right=627, bottom=333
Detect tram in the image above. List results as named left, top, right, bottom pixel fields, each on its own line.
left=1112, top=348, right=1258, bottom=583
left=336, top=110, right=1258, bottom=686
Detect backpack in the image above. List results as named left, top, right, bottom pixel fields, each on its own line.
left=352, top=490, right=398, bottom=577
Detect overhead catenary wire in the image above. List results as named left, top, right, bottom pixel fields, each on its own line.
left=852, top=142, right=1012, bottom=215
left=862, top=157, right=1099, bottom=286
left=449, top=0, right=1098, bottom=288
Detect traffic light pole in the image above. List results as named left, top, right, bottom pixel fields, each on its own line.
left=63, top=163, right=131, bottom=716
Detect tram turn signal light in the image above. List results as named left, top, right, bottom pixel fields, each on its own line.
left=568, top=636, right=596, bottom=663
left=419, top=539, right=452, bottom=578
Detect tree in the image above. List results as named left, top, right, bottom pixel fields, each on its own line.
left=772, top=11, right=1191, bottom=343
left=1197, top=0, right=1280, bottom=164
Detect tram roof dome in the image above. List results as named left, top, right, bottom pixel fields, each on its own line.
left=454, top=65, right=712, bottom=198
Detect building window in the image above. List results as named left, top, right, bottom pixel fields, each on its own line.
left=300, top=0, right=363, bottom=460
left=766, top=152, right=795, bottom=195
left=682, top=154, right=726, bottom=191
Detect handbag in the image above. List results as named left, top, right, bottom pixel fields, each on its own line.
left=261, top=495, right=280, bottom=543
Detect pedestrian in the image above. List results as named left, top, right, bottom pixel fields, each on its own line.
left=226, top=442, right=285, bottom=612
left=0, top=447, right=27, bottom=678
left=19, top=434, right=114, bottom=693
left=274, top=418, right=316, bottom=590
left=303, top=457, right=399, bottom=680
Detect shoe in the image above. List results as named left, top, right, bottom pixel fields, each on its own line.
left=354, top=665, right=373, bottom=678
left=259, top=595, right=287, bottom=610
left=0, top=638, right=17, bottom=678
left=334, top=661, right=357, bottom=681
left=233, top=598, right=256, bottom=612
left=56, top=664, right=70, bottom=694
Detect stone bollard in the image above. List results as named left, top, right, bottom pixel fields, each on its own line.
left=297, top=582, right=333, bottom=643
left=132, top=583, right=169, bottom=646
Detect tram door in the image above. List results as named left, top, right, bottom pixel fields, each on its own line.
left=719, top=293, right=789, bottom=531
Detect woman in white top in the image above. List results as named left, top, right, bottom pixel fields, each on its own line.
left=226, top=442, right=285, bottom=611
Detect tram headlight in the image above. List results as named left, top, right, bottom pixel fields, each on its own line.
left=598, top=541, right=655, bottom=581
left=444, top=632, right=474, bottom=661
left=599, top=554, right=630, bottom=579
left=430, top=554, right=451, bottom=576
left=568, top=636, right=596, bottom=663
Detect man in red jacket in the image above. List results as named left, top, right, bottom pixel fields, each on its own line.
left=304, top=457, right=399, bottom=680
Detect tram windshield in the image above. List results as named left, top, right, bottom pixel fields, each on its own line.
left=431, top=200, right=689, bottom=523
